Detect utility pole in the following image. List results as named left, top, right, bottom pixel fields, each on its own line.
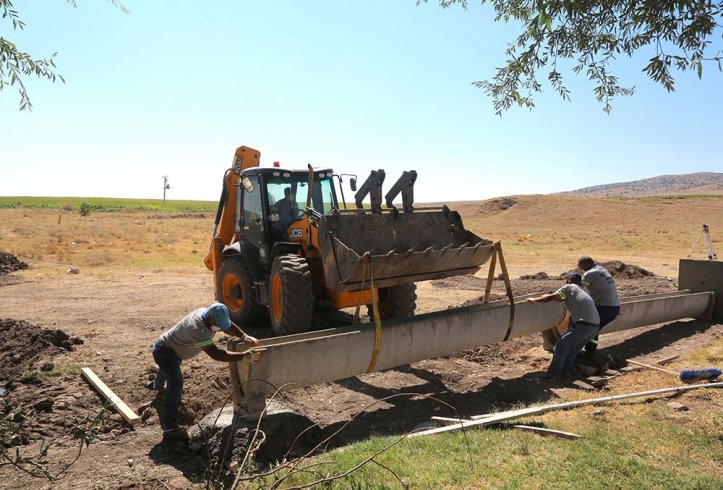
left=162, top=176, right=170, bottom=203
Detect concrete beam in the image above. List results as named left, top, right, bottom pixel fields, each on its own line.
left=229, top=289, right=714, bottom=414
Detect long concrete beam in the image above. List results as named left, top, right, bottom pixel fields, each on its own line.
left=229, top=289, right=714, bottom=413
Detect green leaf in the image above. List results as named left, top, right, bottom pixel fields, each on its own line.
left=697, top=61, right=702, bottom=79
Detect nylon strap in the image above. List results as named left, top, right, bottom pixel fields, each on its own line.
left=366, top=256, right=382, bottom=373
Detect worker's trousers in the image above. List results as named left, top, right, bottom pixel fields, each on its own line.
left=549, top=321, right=599, bottom=376
left=585, top=305, right=620, bottom=354
left=151, top=340, right=183, bottom=430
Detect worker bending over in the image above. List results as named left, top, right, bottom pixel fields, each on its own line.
left=148, top=303, right=264, bottom=440
left=577, top=256, right=621, bottom=357
left=527, top=273, right=600, bottom=380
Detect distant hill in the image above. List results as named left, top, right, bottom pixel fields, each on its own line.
left=560, top=172, right=723, bottom=197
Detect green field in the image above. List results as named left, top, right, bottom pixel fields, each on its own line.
left=0, top=196, right=217, bottom=212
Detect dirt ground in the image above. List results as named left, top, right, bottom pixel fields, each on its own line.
left=1, top=252, right=721, bottom=489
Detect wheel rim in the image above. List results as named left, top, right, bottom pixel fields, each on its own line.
left=221, top=273, right=244, bottom=312
left=271, top=273, right=283, bottom=323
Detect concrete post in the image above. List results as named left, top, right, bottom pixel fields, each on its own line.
left=679, top=259, right=723, bottom=321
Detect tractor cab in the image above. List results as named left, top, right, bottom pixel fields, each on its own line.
left=236, top=167, right=339, bottom=263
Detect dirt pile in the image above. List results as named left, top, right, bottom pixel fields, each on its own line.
left=0, top=252, right=27, bottom=275
left=0, top=319, right=83, bottom=381
left=1, top=319, right=129, bottom=459
left=445, top=260, right=676, bottom=306
left=598, top=260, right=655, bottom=279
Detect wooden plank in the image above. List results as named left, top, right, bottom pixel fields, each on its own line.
left=626, top=359, right=677, bottom=376
left=81, top=367, right=140, bottom=426
left=656, top=355, right=679, bottom=365
left=512, top=425, right=581, bottom=440
left=408, top=382, right=723, bottom=438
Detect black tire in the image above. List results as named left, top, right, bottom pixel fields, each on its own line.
left=217, top=256, right=266, bottom=325
left=367, top=283, right=417, bottom=320
left=269, top=255, right=314, bottom=336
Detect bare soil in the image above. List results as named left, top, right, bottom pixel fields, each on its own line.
left=0, top=251, right=720, bottom=489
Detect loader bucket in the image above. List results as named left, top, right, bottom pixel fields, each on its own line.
left=317, top=208, right=495, bottom=291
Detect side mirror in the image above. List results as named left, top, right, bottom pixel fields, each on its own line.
left=350, top=177, right=357, bottom=192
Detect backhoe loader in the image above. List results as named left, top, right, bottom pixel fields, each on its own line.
left=205, top=145, right=495, bottom=336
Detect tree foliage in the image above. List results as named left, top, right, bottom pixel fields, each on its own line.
left=0, top=1, right=127, bottom=111
left=423, top=0, right=723, bottom=114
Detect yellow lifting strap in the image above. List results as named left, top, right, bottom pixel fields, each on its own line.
left=350, top=252, right=382, bottom=372
left=366, top=255, right=382, bottom=373
left=483, top=241, right=515, bottom=341
left=352, top=258, right=369, bottom=325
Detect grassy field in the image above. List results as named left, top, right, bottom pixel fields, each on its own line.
left=257, top=342, right=723, bottom=488
left=0, top=194, right=721, bottom=277
left=0, top=196, right=216, bottom=212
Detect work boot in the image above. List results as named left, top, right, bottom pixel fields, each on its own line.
left=146, top=381, right=165, bottom=395
left=580, top=349, right=597, bottom=360
left=162, top=427, right=188, bottom=443
left=539, top=371, right=561, bottom=381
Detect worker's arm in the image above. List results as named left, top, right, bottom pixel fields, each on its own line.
left=202, top=344, right=264, bottom=363
left=526, top=292, right=564, bottom=303
left=227, top=322, right=260, bottom=347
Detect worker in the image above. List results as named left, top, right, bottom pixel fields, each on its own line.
left=527, top=273, right=600, bottom=380
left=577, top=256, right=621, bottom=357
left=148, top=303, right=264, bottom=441
left=270, top=187, right=299, bottom=241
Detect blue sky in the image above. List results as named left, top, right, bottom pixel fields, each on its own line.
left=1, top=1, right=721, bottom=202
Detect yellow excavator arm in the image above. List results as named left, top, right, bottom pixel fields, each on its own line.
left=204, top=146, right=261, bottom=274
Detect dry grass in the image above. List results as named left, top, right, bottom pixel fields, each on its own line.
left=0, top=194, right=721, bottom=279
left=457, top=194, right=723, bottom=277
left=0, top=208, right=212, bottom=274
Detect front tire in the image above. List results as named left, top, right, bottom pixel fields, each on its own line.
left=367, top=283, right=417, bottom=320
left=217, top=256, right=266, bottom=325
left=270, top=255, right=314, bottom=336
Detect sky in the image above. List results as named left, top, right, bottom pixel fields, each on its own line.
left=1, top=0, right=722, bottom=203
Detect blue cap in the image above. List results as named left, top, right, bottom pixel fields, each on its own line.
left=568, top=272, right=582, bottom=283
left=204, top=303, right=231, bottom=330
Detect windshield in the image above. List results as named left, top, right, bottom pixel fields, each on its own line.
left=266, top=175, right=337, bottom=215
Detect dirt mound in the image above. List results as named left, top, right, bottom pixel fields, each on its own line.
left=0, top=319, right=83, bottom=382
left=478, top=196, right=518, bottom=215
left=518, top=272, right=549, bottom=280
left=456, top=261, right=675, bottom=306
left=599, top=260, right=655, bottom=279
left=0, top=252, right=28, bottom=275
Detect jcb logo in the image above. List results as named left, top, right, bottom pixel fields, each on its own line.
left=289, top=229, right=303, bottom=239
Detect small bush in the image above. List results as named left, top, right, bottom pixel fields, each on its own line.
left=79, top=203, right=91, bottom=218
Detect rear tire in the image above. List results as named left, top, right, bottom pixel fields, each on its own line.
left=367, top=283, right=417, bottom=320
left=270, top=255, right=314, bottom=336
left=217, top=256, right=266, bottom=325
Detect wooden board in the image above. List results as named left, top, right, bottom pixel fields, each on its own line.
left=512, top=425, right=581, bottom=440
left=81, top=367, right=140, bottom=426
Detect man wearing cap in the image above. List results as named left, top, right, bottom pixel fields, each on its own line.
left=527, top=273, right=600, bottom=380
left=577, top=256, right=621, bottom=357
left=148, top=303, right=263, bottom=439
